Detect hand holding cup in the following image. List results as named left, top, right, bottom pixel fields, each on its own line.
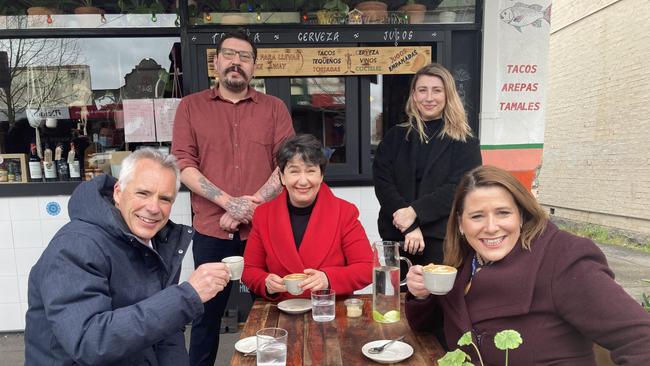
left=422, top=263, right=457, bottom=295
left=187, top=262, right=230, bottom=303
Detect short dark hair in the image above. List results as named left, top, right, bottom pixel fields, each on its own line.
left=216, top=30, right=257, bottom=62
left=276, top=134, right=328, bottom=174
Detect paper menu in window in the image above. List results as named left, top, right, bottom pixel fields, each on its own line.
left=123, top=99, right=156, bottom=143
left=153, top=98, right=180, bottom=142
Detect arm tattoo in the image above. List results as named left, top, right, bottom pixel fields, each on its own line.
left=258, top=171, right=283, bottom=202
left=199, top=177, right=223, bottom=201
left=225, top=197, right=253, bottom=221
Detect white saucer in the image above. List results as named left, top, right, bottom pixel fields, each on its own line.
left=234, top=336, right=256, bottom=354
left=277, top=298, right=312, bottom=314
left=361, top=340, right=414, bottom=364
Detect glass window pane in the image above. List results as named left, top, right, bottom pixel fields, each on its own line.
left=1, top=1, right=180, bottom=29
left=0, top=37, right=180, bottom=169
left=290, top=77, right=346, bottom=164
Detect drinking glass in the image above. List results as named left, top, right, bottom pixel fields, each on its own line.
left=311, top=289, right=336, bottom=322
left=256, top=327, right=287, bottom=366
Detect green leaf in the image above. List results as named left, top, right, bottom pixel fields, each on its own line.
left=494, top=330, right=523, bottom=350
left=437, top=349, right=474, bottom=366
left=457, top=331, right=474, bottom=346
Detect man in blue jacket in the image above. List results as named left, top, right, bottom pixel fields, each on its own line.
left=25, top=148, right=231, bottom=366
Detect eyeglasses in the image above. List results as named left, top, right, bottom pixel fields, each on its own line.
left=219, top=48, right=254, bottom=63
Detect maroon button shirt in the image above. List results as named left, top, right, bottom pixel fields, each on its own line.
left=172, top=86, right=294, bottom=239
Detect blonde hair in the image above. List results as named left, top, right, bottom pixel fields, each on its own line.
left=443, top=165, right=549, bottom=268
left=402, top=63, right=473, bottom=143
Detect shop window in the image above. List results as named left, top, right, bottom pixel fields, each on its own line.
left=187, top=0, right=476, bottom=26
left=0, top=37, right=180, bottom=182
left=290, top=77, right=347, bottom=164
left=0, top=0, right=180, bottom=30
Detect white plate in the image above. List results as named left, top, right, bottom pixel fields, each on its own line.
left=234, top=336, right=256, bottom=354
left=362, top=340, right=414, bottom=364
left=277, top=298, right=312, bottom=314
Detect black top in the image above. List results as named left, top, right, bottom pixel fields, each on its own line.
left=287, top=194, right=317, bottom=248
left=415, top=119, right=444, bottom=192
left=372, top=123, right=482, bottom=241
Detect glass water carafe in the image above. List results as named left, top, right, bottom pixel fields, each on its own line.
left=372, top=241, right=412, bottom=323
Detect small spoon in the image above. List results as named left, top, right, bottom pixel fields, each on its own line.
left=367, top=335, right=406, bottom=354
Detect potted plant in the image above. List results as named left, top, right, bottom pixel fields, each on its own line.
left=642, top=292, right=650, bottom=313
left=438, top=330, right=523, bottom=366
left=354, top=0, right=387, bottom=24
left=399, top=0, right=426, bottom=24
left=20, top=0, right=60, bottom=15
left=317, top=0, right=348, bottom=24
left=73, top=0, right=104, bottom=14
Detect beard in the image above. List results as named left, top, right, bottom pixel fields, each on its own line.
left=221, top=65, right=249, bottom=93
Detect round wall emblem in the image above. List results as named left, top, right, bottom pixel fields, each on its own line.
left=46, top=201, right=61, bottom=216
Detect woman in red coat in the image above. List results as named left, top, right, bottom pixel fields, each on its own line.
left=242, top=134, right=373, bottom=301
left=405, top=165, right=650, bottom=365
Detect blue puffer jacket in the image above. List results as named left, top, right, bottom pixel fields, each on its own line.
left=25, top=175, right=203, bottom=366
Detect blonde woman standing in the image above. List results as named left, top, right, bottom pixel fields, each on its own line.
left=373, top=63, right=482, bottom=266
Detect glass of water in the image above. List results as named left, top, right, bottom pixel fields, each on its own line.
left=311, top=289, right=336, bottom=322
left=256, top=327, right=287, bottom=366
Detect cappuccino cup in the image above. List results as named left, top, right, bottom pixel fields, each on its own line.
left=283, top=273, right=307, bottom=295
left=222, top=256, right=244, bottom=281
left=422, top=264, right=457, bottom=295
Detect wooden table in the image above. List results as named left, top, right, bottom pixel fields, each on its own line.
left=230, top=294, right=445, bottom=365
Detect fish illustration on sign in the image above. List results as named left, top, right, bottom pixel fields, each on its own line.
left=500, top=2, right=551, bottom=32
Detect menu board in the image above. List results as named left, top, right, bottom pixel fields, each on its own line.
left=153, top=98, right=180, bottom=142
left=207, top=46, right=431, bottom=78
left=123, top=99, right=156, bottom=143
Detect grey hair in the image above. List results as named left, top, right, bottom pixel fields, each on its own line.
left=118, top=148, right=181, bottom=192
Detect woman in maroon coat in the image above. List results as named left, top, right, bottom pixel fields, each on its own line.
left=405, top=165, right=650, bottom=365
left=242, top=134, right=373, bottom=301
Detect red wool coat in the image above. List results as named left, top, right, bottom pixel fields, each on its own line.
left=406, top=222, right=650, bottom=365
left=242, top=183, right=373, bottom=301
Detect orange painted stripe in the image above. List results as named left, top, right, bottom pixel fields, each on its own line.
left=480, top=148, right=543, bottom=171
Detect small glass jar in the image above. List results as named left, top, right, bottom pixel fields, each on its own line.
left=344, top=298, right=363, bottom=318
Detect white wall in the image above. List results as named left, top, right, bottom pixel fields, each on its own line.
left=0, top=187, right=381, bottom=332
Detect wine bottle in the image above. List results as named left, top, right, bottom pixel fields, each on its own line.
left=0, top=162, right=7, bottom=182
left=7, top=161, right=16, bottom=182
left=28, top=142, right=43, bottom=182
left=68, top=142, right=81, bottom=181
left=55, top=143, right=69, bottom=181
left=43, top=144, right=58, bottom=182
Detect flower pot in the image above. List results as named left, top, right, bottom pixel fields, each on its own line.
left=399, top=3, right=426, bottom=24
left=74, top=6, right=104, bottom=15
left=355, top=1, right=388, bottom=24
left=27, top=7, right=58, bottom=16
left=438, top=11, right=457, bottom=23
left=219, top=13, right=251, bottom=25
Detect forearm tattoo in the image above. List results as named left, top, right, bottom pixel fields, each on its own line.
left=225, top=197, right=254, bottom=221
left=258, top=173, right=283, bottom=202
left=199, top=177, right=223, bottom=201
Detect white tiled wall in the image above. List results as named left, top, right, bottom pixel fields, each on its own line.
left=0, top=187, right=381, bottom=331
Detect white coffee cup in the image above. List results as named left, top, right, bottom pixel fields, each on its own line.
left=222, top=256, right=244, bottom=281
left=283, top=273, right=307, bottom=295
left=423, top=264, right=457, bottom=295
